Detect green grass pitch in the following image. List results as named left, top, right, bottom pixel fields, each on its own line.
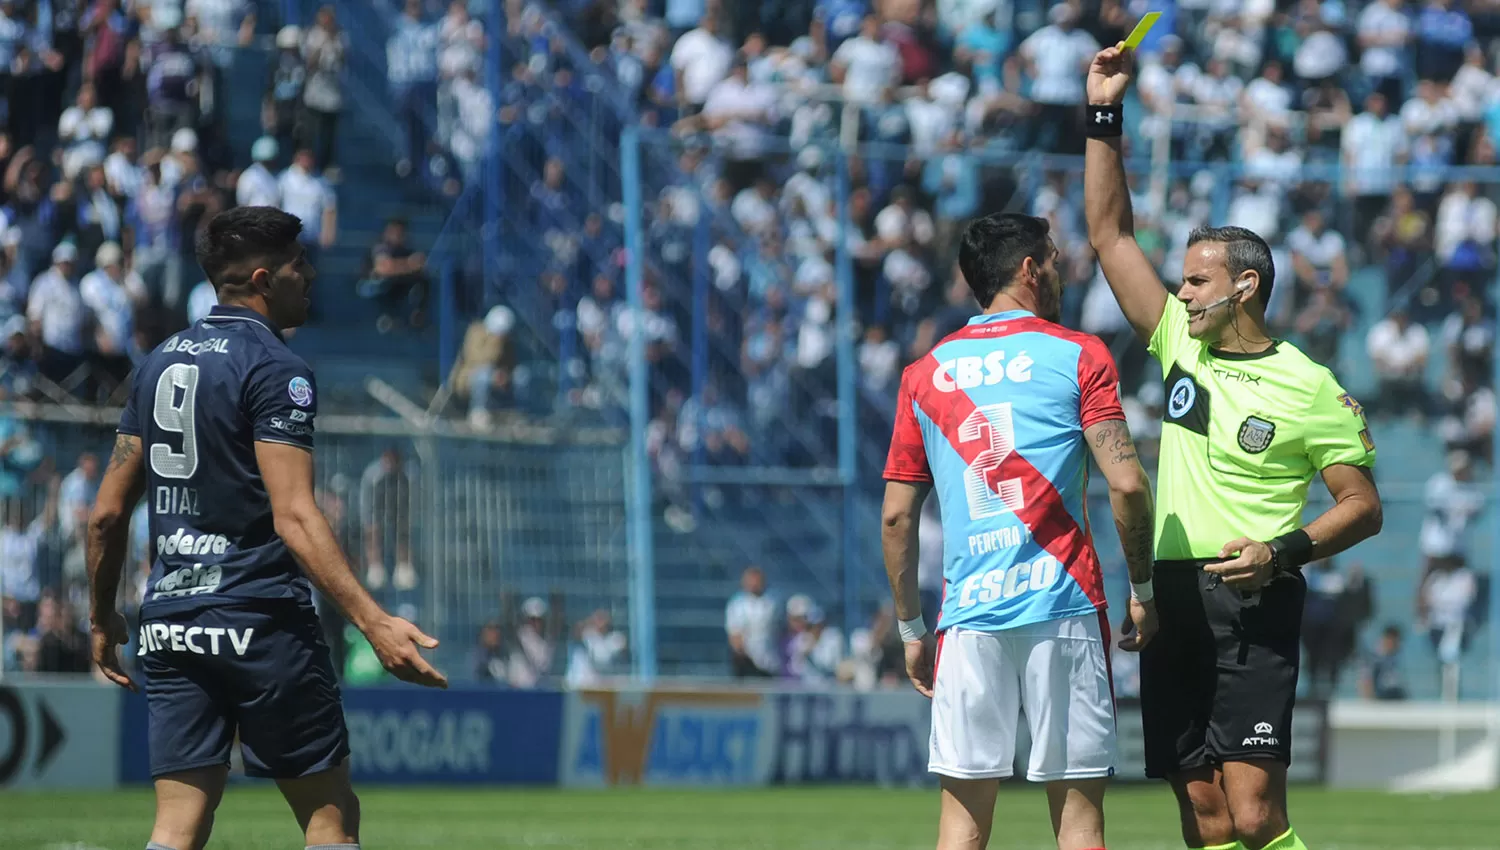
left=4, top=785, right=1498, bottom=850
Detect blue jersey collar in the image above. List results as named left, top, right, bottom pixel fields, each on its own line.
left=968, top=310, right=1035, bottom=325
left=205, top=304, right=284, bottom=340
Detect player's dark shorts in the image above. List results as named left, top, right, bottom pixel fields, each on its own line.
left=139, top=601, right=349, bottom=780
left=1139, top=561, right=1306, bottom=779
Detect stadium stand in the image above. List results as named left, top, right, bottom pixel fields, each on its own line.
left=0, top=0, right=1497, bottom=700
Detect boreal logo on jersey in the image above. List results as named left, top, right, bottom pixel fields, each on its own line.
left=1237, top=416, right=1276, bottom=454
left=288, top=376, right=313, bottom=407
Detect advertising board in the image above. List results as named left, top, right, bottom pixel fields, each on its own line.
left=0, top=681, right=120, bottom=789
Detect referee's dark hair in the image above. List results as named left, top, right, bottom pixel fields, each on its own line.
left=958, top=213, right=1051, bottom=310
left=1187, top=225, right=1276, bottom=309
left=196, top=206, right=305, bottom=294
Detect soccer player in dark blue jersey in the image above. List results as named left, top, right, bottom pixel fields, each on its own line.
left=86, top=206, right=447, bottom=850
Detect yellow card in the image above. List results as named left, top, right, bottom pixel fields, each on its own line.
left=1118, top=11, right=1161, bottom=51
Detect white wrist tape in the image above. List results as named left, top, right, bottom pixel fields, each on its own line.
left=1130, top=580, right=1155, bottom=603
left=898, top=616, right=928, bottom=642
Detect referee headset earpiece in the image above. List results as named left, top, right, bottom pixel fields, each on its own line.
left=1200, top=278, right=1254, bottom=314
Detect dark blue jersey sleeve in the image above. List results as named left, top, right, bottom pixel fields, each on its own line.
left=245, top=352, right=317, bottom=451
left=118, top=368, right=143, bottom=436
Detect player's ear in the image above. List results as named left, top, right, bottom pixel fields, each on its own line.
left=248, top=266, right=272, bottom=295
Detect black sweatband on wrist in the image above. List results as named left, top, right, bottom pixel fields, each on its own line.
left=1268, top=529, right=1314, bottom=570
left=1085, top=104, right=1123, bottom=137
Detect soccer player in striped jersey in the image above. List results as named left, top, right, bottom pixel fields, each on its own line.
left=882, top=213, right=1159, bottom=850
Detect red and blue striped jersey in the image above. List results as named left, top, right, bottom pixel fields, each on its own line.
left=883, top=310, right=1124, bottom=632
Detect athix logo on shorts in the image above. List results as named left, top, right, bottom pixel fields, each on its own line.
left=1167, top=376, right=1196, bottom=419
left=1242, top=721, right=1279, bottom=747
left=136, top=623, right=254, bottom=656
left=288, top=376, right=314, bottom=407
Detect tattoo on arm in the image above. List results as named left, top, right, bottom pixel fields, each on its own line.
left=1121, top=512, right=1154, bottom=584
left=107, top=435, right=138, bottom=470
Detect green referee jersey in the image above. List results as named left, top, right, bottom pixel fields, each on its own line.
left=1148, top=298, right=1376, bottom=560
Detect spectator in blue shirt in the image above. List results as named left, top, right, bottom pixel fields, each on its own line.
left=1361, top=625, right=1410, bottom=700
left=387, top=0, right=440, bottom=179
left=1417, top=0, right=1474, bottom=82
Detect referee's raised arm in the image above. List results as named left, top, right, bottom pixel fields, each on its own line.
left=1082, top=46, right=1168, bottom=342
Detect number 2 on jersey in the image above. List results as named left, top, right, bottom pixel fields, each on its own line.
left=151, top=363, right=200, bottom=479
left=959, top=403, right=1025, bottom=521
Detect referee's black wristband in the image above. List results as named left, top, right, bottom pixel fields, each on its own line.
left=1085, top=104, right=1123, bottom=137
left=1267, top=529, right=1314, bottom=572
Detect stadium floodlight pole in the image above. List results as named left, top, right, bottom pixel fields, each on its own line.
left=834, top=148, right=859, bottom=638
left=621, top=125, right=658, bottom=681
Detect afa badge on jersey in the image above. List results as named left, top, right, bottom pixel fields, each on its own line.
left=288, top=376, right=314, bottom=407
left=1237, top=416, right=1276, bottom=454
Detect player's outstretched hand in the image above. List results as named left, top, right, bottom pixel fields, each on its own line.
left=367, top=616, right=450, bottom=689
left=1087, top=46, right=1135, bottom=106
left=904, top=632, right=937, bottom=699
left=91, top=612, right=137, bottom=692
left=1117, top=595, right=1157, bottom=652
left=1205, top=537, right=1276, bottom=591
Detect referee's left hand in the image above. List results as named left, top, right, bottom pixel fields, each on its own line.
left=1207, top=537, right=1275, bottom=591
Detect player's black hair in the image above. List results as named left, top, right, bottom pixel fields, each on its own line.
left=196, top=206, right=304, bottom=292
left=1186, top=225, right=1275, bottom=309
left=958, top=213, right=1051, bottom=310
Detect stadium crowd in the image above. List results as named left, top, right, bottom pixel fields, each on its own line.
left=455, top=0, right=1500, bottom=692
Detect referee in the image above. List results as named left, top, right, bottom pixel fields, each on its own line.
left=1081, top=47, right=1384, bottom=850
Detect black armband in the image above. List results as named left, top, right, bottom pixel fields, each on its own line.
left=1085, top=104, right=1123, bottom=137
left=1267, top=529, right=1314, bottom=574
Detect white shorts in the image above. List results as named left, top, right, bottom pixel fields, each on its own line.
left=929, top=612, right=1117, bottom=782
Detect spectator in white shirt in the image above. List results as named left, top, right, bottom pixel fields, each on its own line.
left=1418, top=555, right=1479, bottom=667
left=670, top=10, right=733, bottom=109
left=1292, top=23, right=1346, bottom=84
left=1438, top=373, right=1496, bottom=465
left=1017, top=3, right=1098, bottom=154
left=1357, top=0, right=1410, bottom=104
left=79, top=241, right=143, bottom=374
left=1434, top=181, right=1498, bottom=271
left=1286, top=209, right=1349, bottom=303
left=830, top=15, right=901, bottom=106
left=58, top=452, right=99, bottom=543
left=27, top=243, right=85, bottom=382
left=564, top=609, right=628, bottom=688
left=693, top=55, right=777, bottom=163
left=103, top=136, right=141, bottom=200
left=726, top=565, right=777, bottom=677
left=1449, top=43, right=1493, bottom=122
left=1366, top=309, right=1431, bottom=418
left=1441, top=293, right=1493, bottom=389
left=1240, top=60, right=1292, bottom=127
left=1342, top=92, right=1407, bottom=250
left=277, top=148, right=338, bottom=260
left=858, top=323, right=899, bottom=395
left=57, top=82, right=113, bottom=180
left=236, top=136, right=281, bottom=208
left=1420, top=450, right=1484, bottom=571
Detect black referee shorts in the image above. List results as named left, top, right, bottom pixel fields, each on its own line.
left=1139, top=561, right=1306, bottom=779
